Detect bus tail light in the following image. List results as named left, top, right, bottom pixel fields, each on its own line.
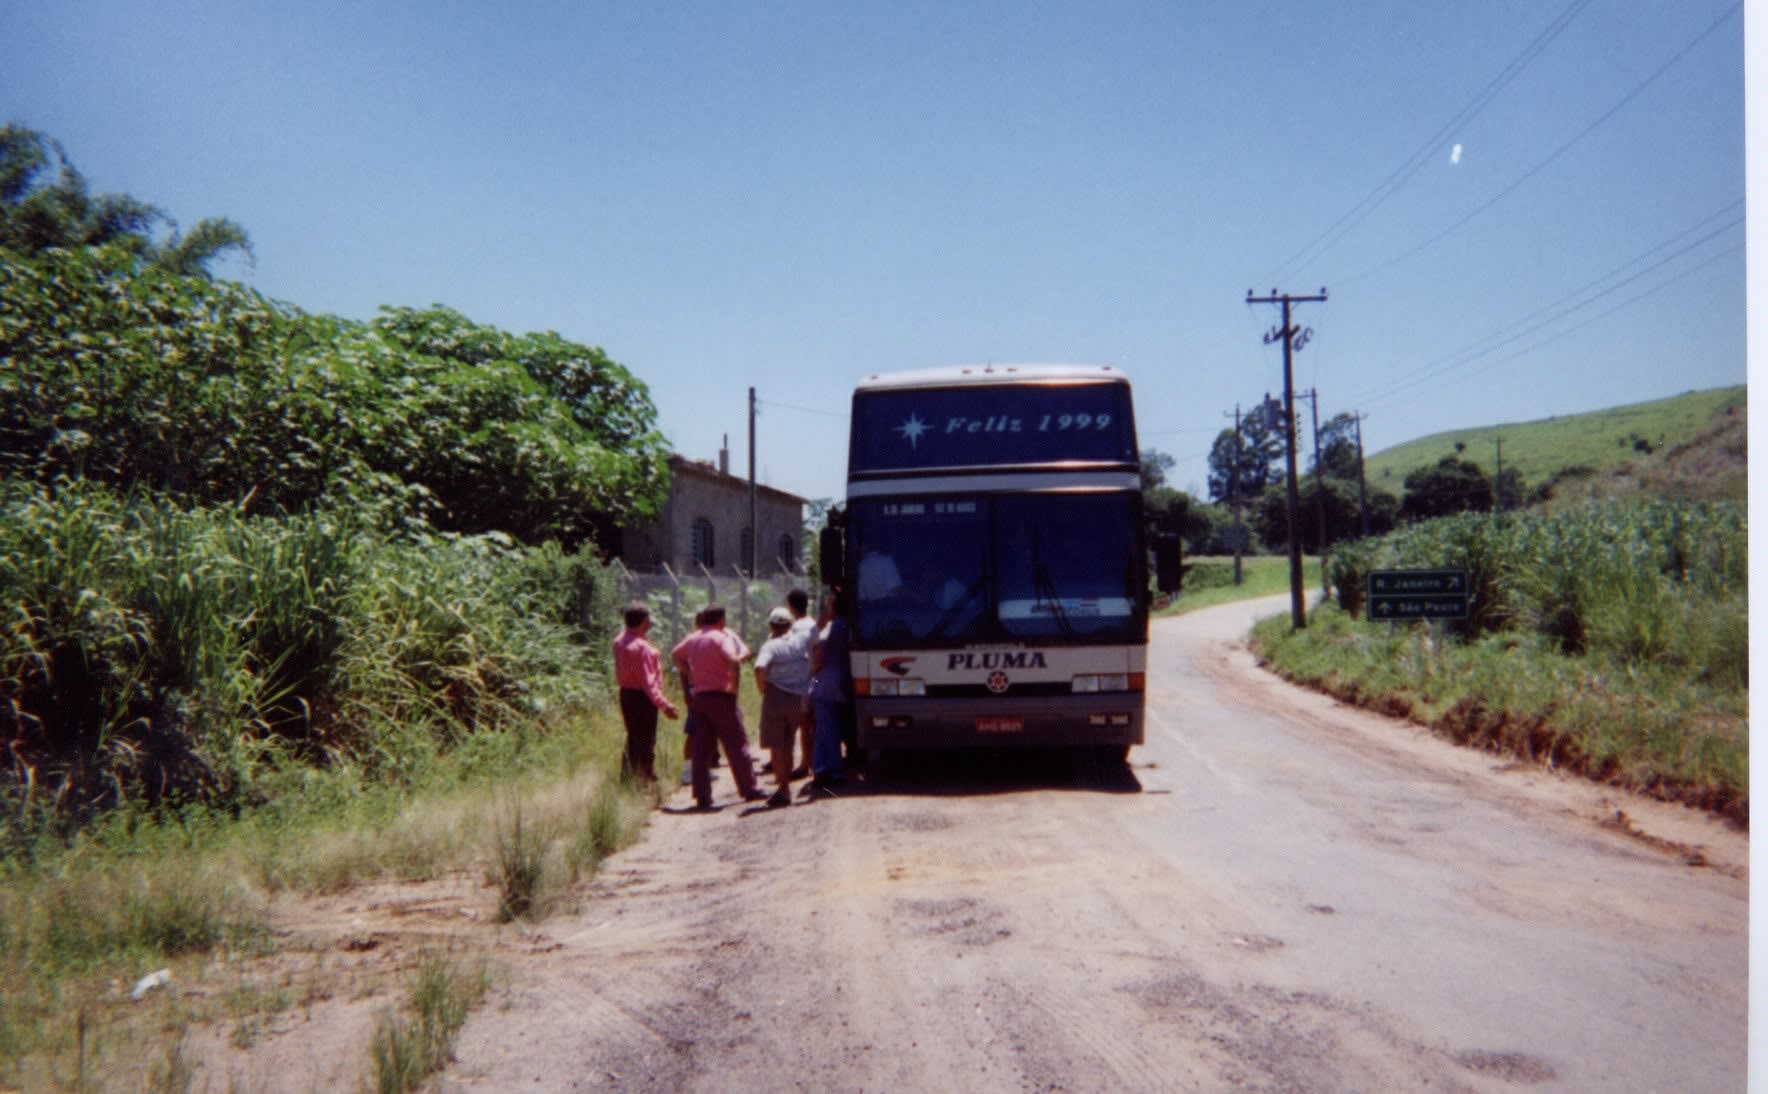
left=855, top=678, right=871, bottom=696
left=1128, top=673, right=1145, bottom=691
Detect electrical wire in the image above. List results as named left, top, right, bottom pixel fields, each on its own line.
left=1363, top=219, right=1742, bottom=408
left=1457, top=241, right=1742, bottom=374
left=1426, top=200, right=1740, bottom=364
left=1339, top=2, right=1741, bottom=289
left=1267, top=0, right=1595, bottom=284
left=755, top=397, right=844, bottom=418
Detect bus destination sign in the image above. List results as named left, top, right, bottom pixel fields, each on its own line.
left=1366, top=569, right=1470, bottom=622
left=850, top=383, right=1136, bottom=473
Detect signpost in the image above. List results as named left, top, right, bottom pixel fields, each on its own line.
left=1366, top=569, right=1470, bottom=622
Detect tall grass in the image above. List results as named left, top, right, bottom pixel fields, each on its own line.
left=0, top=480, right=626, bottom=829
left=366, top=954, right=488, bottom=1094
left=1267, top=500, right=1747, bottom=821
left=1326, top=500, right=1746, bottom=684
left=0, top=479, right=642, bottom=1084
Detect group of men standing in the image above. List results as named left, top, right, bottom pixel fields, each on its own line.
left=610, top=587, right=854, bottom=811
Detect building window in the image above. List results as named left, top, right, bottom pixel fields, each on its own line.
left=740, top=528, right=754, bottom=573
left=778, top=533, right=796, bottom=572
left=691, top=518, right=715, bottom=568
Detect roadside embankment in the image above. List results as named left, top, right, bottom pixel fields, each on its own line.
left=1251, top=501, right=1747, bottom=827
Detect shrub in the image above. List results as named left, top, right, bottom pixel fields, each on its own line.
left=0, top=481, right=621, bottom=828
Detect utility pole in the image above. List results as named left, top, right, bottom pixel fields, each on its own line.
left=747, top=386, right=758, bottom=575
left=1296, top=388, right=1328, bottom=602
left=1351, top=413, right=1370, bottom=537
left=1247, top=287, right=1327, bottom=630
left=1226, top=406, right=1245, bottom=586
left=1494, top=436, right=1504, bottom=513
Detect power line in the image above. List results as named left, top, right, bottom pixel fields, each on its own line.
left=1468, top=241, right=1742, bottom=371
left=1268, top=0, right=1595, bottom=283
left=1357, top=201, right=1742, bottom=404
left=755, top=397, right=844, bottom=418
left=1339, top=2, right=1741, bottom=288
left=1366, top=228, right=1742, bottom=408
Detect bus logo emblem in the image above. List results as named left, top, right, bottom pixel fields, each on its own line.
left=894, top=413, right=931, bottom=448
left=986, top=671, right=1010, bottom=694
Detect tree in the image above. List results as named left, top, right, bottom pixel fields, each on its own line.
left=1400, top=456, right=1493, bottom=522
left=1250, top=478, right=1390, bottom=554
left=1312, top=412, right=1361, bottom=480
left=0, top=246, right=669, bottom=549
left=1206, top=407, right=1284, bottom=503
left=1139, top=448, right=1176, bottom=494
left=0, top=124, right=251, bottom=276
left=1494, top=467, right=1527, bottom=512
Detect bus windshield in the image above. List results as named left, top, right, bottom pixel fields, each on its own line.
left=849, top=492, right=1144, bottom=646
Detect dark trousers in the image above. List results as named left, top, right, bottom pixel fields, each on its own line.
left=619, top=689, right=659, bottom=782
left=689, top=690, right=759, bottom=805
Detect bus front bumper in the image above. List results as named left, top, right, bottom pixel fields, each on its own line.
left=855, top=693, right=1144, bottom=750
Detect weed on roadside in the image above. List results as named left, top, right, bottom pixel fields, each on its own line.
left=365, top=953, right=488, bottom=1094
left=1254, top=604, right=1747, bottom=821
left=491, top=805, right=547, bottom=923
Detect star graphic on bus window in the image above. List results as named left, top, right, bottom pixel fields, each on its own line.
left=894, top=413, right=930, bottom=448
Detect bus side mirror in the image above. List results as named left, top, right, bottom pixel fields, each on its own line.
left=1153, top=534, right=1183, bottom=594
left=819, top=525, right=844, bottom=588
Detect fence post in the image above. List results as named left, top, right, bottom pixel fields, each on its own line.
left=608, top=558, right=633, bottom=632
left=662, top=562, right=682, bottom=657
left=732, top=563, right=750, bottom=643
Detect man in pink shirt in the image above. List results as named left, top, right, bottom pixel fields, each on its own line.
left=671, top=604, right=766, bottom=810
left=612, top=603, right=680, bottom=784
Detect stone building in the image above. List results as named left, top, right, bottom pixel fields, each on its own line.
left=619, top=452, right=807, bottom=575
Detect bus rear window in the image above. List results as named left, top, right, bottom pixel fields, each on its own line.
left=850, top=383, right=1136, bottom=474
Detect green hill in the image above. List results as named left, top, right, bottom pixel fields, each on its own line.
left=1363, top=386, right=1746, bottom=500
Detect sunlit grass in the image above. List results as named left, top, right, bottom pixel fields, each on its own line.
left=1156, top=555, right=1323, bottom=616
left=1254, top=603, right=1746, bottom=822
left=366, top=953, right=488, bottom=1094
left=0, top=704, right=656, bottom=1087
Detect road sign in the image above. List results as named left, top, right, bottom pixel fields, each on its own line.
left=1367, top=569, right=1470, bottom=621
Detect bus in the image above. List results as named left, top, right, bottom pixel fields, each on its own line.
left=821, top=364, right=1175, bottom=764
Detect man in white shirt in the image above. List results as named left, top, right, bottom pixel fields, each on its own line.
left=785, top=588, right=818, bottom=773
left=755, top=604, right=814, bottom=807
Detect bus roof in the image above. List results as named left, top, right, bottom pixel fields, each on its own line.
left=855, top=364, right=1128, bottom=391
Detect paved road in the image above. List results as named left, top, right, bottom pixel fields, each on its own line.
left=445, top=595, right=1747, bottom=1092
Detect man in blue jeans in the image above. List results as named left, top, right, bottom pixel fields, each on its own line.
left=807, top=589, right=854, bottom=793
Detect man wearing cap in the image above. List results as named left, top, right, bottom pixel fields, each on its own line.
left=754, top=603, right=814, bottom=807
left=784, top=588, right=818, bottom=776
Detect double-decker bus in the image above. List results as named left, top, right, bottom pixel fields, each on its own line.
left=822, top=364, right=1171, bottom=764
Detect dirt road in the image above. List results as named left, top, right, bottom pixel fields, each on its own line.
left=440, top=595, right=1748, bottom=1093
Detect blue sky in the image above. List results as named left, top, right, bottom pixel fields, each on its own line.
left=1, top=0, right=1746, bottom=505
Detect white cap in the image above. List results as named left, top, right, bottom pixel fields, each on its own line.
left=768, top=607, right=793, bottom=625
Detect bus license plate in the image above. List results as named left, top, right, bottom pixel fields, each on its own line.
left=976, top=717, right=1023, bottom=733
